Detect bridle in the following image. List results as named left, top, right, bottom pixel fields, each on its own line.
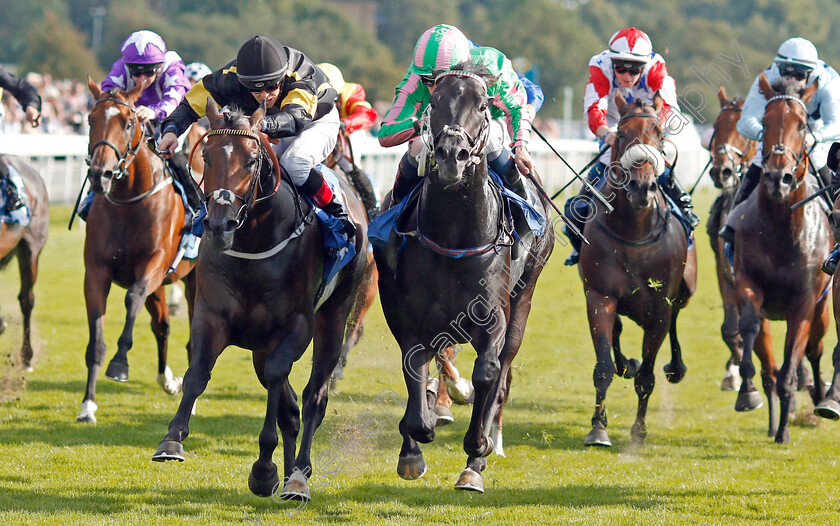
left=200, top=127, right=288, bottom=230
left=711, top=105, right=751, bottom=176
left=87, top=97, right=144, bottom=181
left=761, top=94, right=811, bottom=188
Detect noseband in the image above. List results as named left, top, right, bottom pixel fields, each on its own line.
left=202, top=127, right=286, bottom=230
left=712, top=106, right=750, bottom=175
left=87, top=97, right=143, bottom=181
left=761, top=94, right=810, bottom=187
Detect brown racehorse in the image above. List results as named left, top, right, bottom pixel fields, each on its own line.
left=0, top=155, right=48, bottom=370
left=153, top=101, right=371, bottom=503
left=730, top=73, right=830, bottom=443
left=77, top=79, right=196, bottom=423
left=816, top=181, right=840, bottom=420
left=580, top=93, right=697, bottom=447
left=373, top=65, right=554, bottom=493
left=705, top=87, right=756, bottom=391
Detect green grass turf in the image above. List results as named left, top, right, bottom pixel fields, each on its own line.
left=1, top=191, right=840, bottom=525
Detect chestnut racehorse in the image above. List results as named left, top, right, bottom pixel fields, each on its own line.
left=730, top=73, right=830, bottom=443
left=77, top=79, right=195, bottom=424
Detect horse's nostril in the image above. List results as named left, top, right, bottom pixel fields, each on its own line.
left=456, top=149, right=469, bottom=162
left=226, top=219, right=238, bottom=232
left=649, top=182, right=657, bottom=193
left=435, top=147, right=447, bottom=160
left=722, top=168, right=732, bottom=178
left=782, top=173, right=793, bottom=186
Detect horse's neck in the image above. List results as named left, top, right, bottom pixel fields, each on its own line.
left=235, top=181, right=302, bottom=250
left=111, top=146, right=162, bottom=199
left=421, top=165, right=497, bottom=244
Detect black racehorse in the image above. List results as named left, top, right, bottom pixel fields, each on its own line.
left=153, top=100, right=371, bottom=502
left=374, top=64, right=554, bottom=493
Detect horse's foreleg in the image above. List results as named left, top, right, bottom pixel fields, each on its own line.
left=815, top=340, right=840, bottom=419
left=153, top=311, right=227, bottom=461
left=145, top=286, right=181, bottom=395
left=15, top=241, right=37, bottom=369
left=775, top=303, right=815, bottom=444
left=612, top=317, right=637, bottom=379
left=397, top=339, right=435, bottom=480
left=585, top=292, right=618, bottom=447
left=663, top=309, right=687, bottom=384
left=463, top=319, right=505, bottom=460
left=78, top=268, right=111, bottom=423
left=105, top=279, right=153, bottom=382
left=735, top=283, right=765, bottom=412
left=632, top=320, right=668, bottom=444
left=719, top=264, right=744, bottom=391
left=805, top=299, right=830, bottom=405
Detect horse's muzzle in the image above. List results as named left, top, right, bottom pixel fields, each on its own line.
left=764, top=170, right=794, bottom=200
left=434, top=140, right=470, bottom=182
left=204, top=204, right=239, bottom=252
left=625, top=178, right=657, bottom=209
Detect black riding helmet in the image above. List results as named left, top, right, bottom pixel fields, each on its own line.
left=236, top=36, right=287, bottom=91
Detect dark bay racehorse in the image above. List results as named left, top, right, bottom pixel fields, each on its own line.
left=373, top=65, right=554, bottom=492
left=77, top=79, right=195, bottom=423
left=731, top=73, right=830, bottom=443
left=580, top=93, right=697, bottom=447
left=816, top=183, right=840, bottom=419
left=153, top=101, right=371, bottom=502
left=0, top=155, right=48, bottom=370
left=705, top=87, right=756, bottom=390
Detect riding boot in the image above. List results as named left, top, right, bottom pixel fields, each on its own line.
left=3, top=176, right=25, bottom=211
left=662, top=173, right=700, bottom=228
left=168, top=152, right=202, bottom=211
left=563, top=194, right=587, bottom=265
left=818, top=165, right=834, bottom=189
left=719, top=163, right=762, bottom=243
left=822, top=243, right=840, bottom=275
left=302, top=167, right=356, bottom=238
left=392, top=152, right=420, bottom=205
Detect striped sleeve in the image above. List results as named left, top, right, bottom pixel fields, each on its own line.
left=379, top=71, right=427, bottom=147
left=644, top=56, right=677, bottom=111
left=340, top=83, right=377, bottom=134
left=584, top=59, right=611, bottom=134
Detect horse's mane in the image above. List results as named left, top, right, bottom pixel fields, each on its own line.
left=450, top=61, right=499, bottom=88
left=222, top=105, right=249, bottom=128
left=106, top=88, right=120, bottom=97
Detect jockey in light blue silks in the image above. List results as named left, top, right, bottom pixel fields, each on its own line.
left=718, top=37, right=840, bottom=275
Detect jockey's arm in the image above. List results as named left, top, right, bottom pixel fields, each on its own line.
left=0, top=67, right=41, bottom=126
left=737, top=75, right=768, bottom=142
left=379, top=72, right=426, bottom=147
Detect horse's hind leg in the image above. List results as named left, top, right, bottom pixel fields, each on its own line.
left=775, top=305, right=816, bottom=444
left=78, top=268, right=112, bottom=423
left=489, top=367, right=513, bottom=458
left=145, top=286, right=181, bottom=395
left=805, top=299, right=830, bottom=405
left=15, top=240, right=37, bottom=370
left=105, top=279, right=153, bottom=382
left=585, top=292, right=618, bottom=447
left=663, top=309, right=687, bottom=384
left=613, top=317, right=639, bottom=378
left=752, top=319, right=778, bottom=437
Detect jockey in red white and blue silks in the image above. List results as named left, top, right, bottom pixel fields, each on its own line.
left=563, top=27, right=698, bottom=265
left=379, top=24, right=536, bottom=203
left=101, top=30, right=191, bottom=124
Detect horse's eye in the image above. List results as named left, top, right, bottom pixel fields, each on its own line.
left=246, top=156, right=257, bottom=167
left=479, top=103, right=488, bottom=112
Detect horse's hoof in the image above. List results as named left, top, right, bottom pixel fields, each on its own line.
left=631, top=422, right=647, bottom=444
left=720, top=365, right=741, bottom=391
left=152, top=440, right=185, bottom=462
left=248, top=462, right=280, bottom=497
left=454, top=468, right=484, bottom=493
left=443, top=376, right=474, bottom=405
left=775, top=427, right=791, bottom=444
left=156, top=366, right=183, bottom=395
left=105, top=360, right=129, bottom=382
left=75, top=400, right=98, bottom=424
left=814, top=399, right=840, bottom=420
left=663, top=362, right=687, bottom=384
left=278, top=469, right=311, bottom=502
left=735, top=390, right=763, bottom=412
left=584, top=424, right=611, bottom=447
left=434, top=405, right=454, bottom=427
left=397, top=453, right=427, bottom=480
left=620, top=358, right=640, bottom=379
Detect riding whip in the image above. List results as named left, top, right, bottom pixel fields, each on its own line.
left=530, top=126, right=612, bottom=212
left=67, top=176, right=88, bottom=230
left=688, top=157, right=713, bottom=196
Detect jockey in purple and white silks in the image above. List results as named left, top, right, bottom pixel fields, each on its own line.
left=96, top=30, right=201, bottom=210
left=379, top=24, right=535, bottom=203
left=717, top=37, right=840, bottom=275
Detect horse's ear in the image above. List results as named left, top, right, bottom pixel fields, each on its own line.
left=615, top=91, right=627, bottom=113
left=653, top=92, right=665, bottom=115
left=717, top=86, right=728, bottom=107
left=206, top=97, right=223, bottom=128
left=801, top=78, right=819, bottom=104
left=88, top=77, right=101, bottom=99
left=759, top=72, right=774, bottom=100
left=250, top=100, right=266, bottom=130
left=127, top=81, right=144, bottom=103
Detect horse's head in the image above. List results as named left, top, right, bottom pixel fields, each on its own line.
left=426, top=63, right=494, bottom=183
left=201, top=98, right=274, bottom=251
left=708, top=87, right=752, bottom=189
left=86, top=77, right=145, bottom=194
left=613, top=92, right=666, bottom=209
left=759, top=72, right=818, bottom=201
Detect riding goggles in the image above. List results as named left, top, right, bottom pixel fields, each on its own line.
left=779, top=63, right=813, bottom=81
left=612, top=60, right=644, bottom=75
left=128, top=64, right=162, bottom=78
left=239, top=77, right=282, bottom=93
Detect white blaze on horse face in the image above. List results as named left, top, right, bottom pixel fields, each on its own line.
left=620, top=143, right=666, bottom=176
left=104, top=106, right=121, bottom=122
left=222, top=144, right=233, bottom=160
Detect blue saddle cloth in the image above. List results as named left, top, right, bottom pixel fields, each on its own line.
left=0, top=165, right=31, bottom=227
left=368, top=171, right=546, bottom=253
